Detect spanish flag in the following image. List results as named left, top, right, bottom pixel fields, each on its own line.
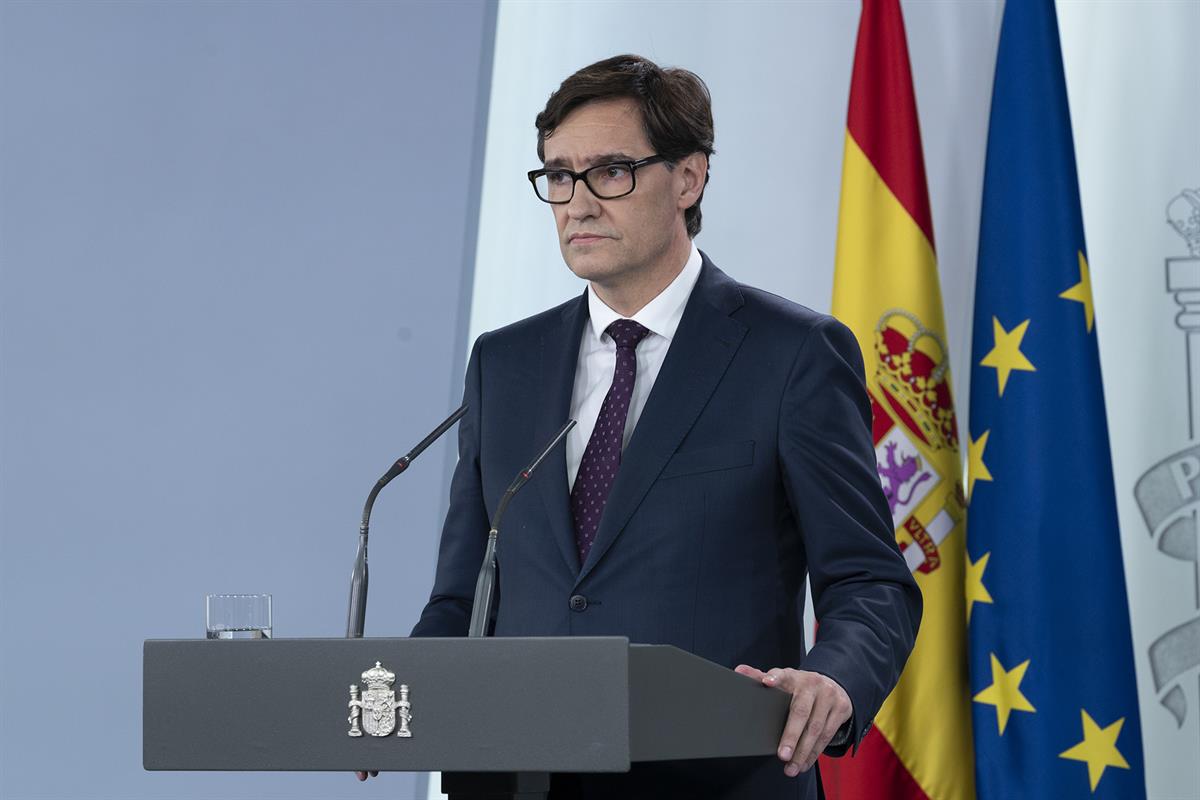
left=819, top=1, right=975, bottom=798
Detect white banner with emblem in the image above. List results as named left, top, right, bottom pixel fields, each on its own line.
left=1060, top=2, right=1200, bottom=798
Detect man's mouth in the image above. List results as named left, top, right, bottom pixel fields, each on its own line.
left=568, top=233, right=609, bottom=245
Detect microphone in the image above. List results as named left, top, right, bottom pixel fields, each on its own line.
left=467, top=419, right=576, bottom=638
left=345, top=403, right=468, bottom=638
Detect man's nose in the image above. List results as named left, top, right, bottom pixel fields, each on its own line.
left=565, top=178, right=601, bottom=219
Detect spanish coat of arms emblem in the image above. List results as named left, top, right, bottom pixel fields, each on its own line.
left=347, top=661, right=412, bottom=738
left=870, top=309, right=964, bottom=575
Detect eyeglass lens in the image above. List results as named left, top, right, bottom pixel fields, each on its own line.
left=535, top=163, right=634, bottom=203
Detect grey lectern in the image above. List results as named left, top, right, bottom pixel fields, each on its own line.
left=143, top=636, right=790, bottom=799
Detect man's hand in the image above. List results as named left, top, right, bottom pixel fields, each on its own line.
left=355, top=771, right=378, bottom=781
left=734, top=665, right=852, bottom=777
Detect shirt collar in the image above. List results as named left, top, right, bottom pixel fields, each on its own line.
left=586, top=244, right=703, bottom=345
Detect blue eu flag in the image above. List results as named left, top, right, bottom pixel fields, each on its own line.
left=967, top=0, right=1146, bottom=797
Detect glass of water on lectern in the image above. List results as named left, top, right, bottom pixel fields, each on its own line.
left=205, top=594, right=272, bottom=639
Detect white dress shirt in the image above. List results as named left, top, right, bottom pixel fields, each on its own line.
left=566, top=245, right=703, bottom=489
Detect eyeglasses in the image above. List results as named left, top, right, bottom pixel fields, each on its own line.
left=527, top=155, right=668, bottom=204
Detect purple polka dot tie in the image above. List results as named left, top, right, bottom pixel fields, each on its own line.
left=571, top=319, right=651, bottom=564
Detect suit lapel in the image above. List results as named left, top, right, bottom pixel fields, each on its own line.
left=577, top=257, right=748, bottom=584
left=535, top=292, right=589, bottom=575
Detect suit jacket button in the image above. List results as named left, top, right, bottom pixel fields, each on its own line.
left=569, top=594, right=588, bottom=612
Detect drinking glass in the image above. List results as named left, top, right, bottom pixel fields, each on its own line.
left=205, top=594, right=272, bottom=639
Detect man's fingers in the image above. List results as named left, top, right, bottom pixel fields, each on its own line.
left=793, top=693, right=834, bottom=771
left=354, top=771, right=379, bottom=781
left=776, top=683, right=816, bottom=766
left=803, top=711, right=845, bottom=772
left=734, top=664, right=767, bottom=681
left=766, top=667, right=805, bottom=692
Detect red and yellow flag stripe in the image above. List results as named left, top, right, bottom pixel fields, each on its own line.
left=819, top=2, right=975, bottom=799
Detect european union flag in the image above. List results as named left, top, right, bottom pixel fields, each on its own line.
left=967, top=0, right=1146, bottom=797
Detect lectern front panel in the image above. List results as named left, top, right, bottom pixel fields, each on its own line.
left=143, top=637, right=631, bottom=773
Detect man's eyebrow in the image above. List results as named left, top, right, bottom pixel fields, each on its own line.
left=543, top=152, right=639, bottom=170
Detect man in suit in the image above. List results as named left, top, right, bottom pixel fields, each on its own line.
left=409, top=55, right=921, bottom=799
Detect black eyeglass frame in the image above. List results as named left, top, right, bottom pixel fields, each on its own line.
left=527, top=155, right=670, bottom=204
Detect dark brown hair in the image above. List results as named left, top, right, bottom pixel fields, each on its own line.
left=535, top=54, right=715, bottom=238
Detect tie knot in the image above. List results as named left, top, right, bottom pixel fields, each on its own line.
left=605, top=319, right=650, bottom=350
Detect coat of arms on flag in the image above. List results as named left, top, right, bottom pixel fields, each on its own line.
left=870, top=309, right=964, bottom=576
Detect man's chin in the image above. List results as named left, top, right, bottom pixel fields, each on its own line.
left=562, top=251, right=619, bottom=283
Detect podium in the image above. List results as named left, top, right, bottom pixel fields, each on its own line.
left=143, top=636, right=790, bottom=799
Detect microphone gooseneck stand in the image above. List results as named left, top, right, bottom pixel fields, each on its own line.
left=449, top=418, right=576, bottom=800
left=345, top=403, right=468, bottom=639
left=467, top=419, right=576, bottom=638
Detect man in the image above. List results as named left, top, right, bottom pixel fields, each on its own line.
left=409, top=55, right=920, bottom=799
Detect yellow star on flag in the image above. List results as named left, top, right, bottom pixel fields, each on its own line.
left=973, top=654, right=1036, bottom=734
left=1059, top=251, right=1095, bottom=332
left=966, top=552, right=994, bottom=622
left=1059, top=710, right=1130, bottom=792
left=980, top=317, right=1036, bottom=396
left=968, top=430, right=994, bottom=499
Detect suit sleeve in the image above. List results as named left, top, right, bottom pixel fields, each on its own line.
left=778, top=316, right=922, bottom=754
left=410, top=335, right=491, bottom=637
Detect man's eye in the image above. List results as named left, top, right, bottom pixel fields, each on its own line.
left=598, top=165, right=630, bottom=181
left=546, top=172, right=572, bottom=185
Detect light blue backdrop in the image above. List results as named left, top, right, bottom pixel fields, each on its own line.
left=0, top=2, right=495, bottom=798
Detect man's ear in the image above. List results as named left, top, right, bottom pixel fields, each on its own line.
left=676, top=152, right=708, bottom=211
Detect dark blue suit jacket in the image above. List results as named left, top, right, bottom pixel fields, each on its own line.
left=413, top=255, right=921, bottom=799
